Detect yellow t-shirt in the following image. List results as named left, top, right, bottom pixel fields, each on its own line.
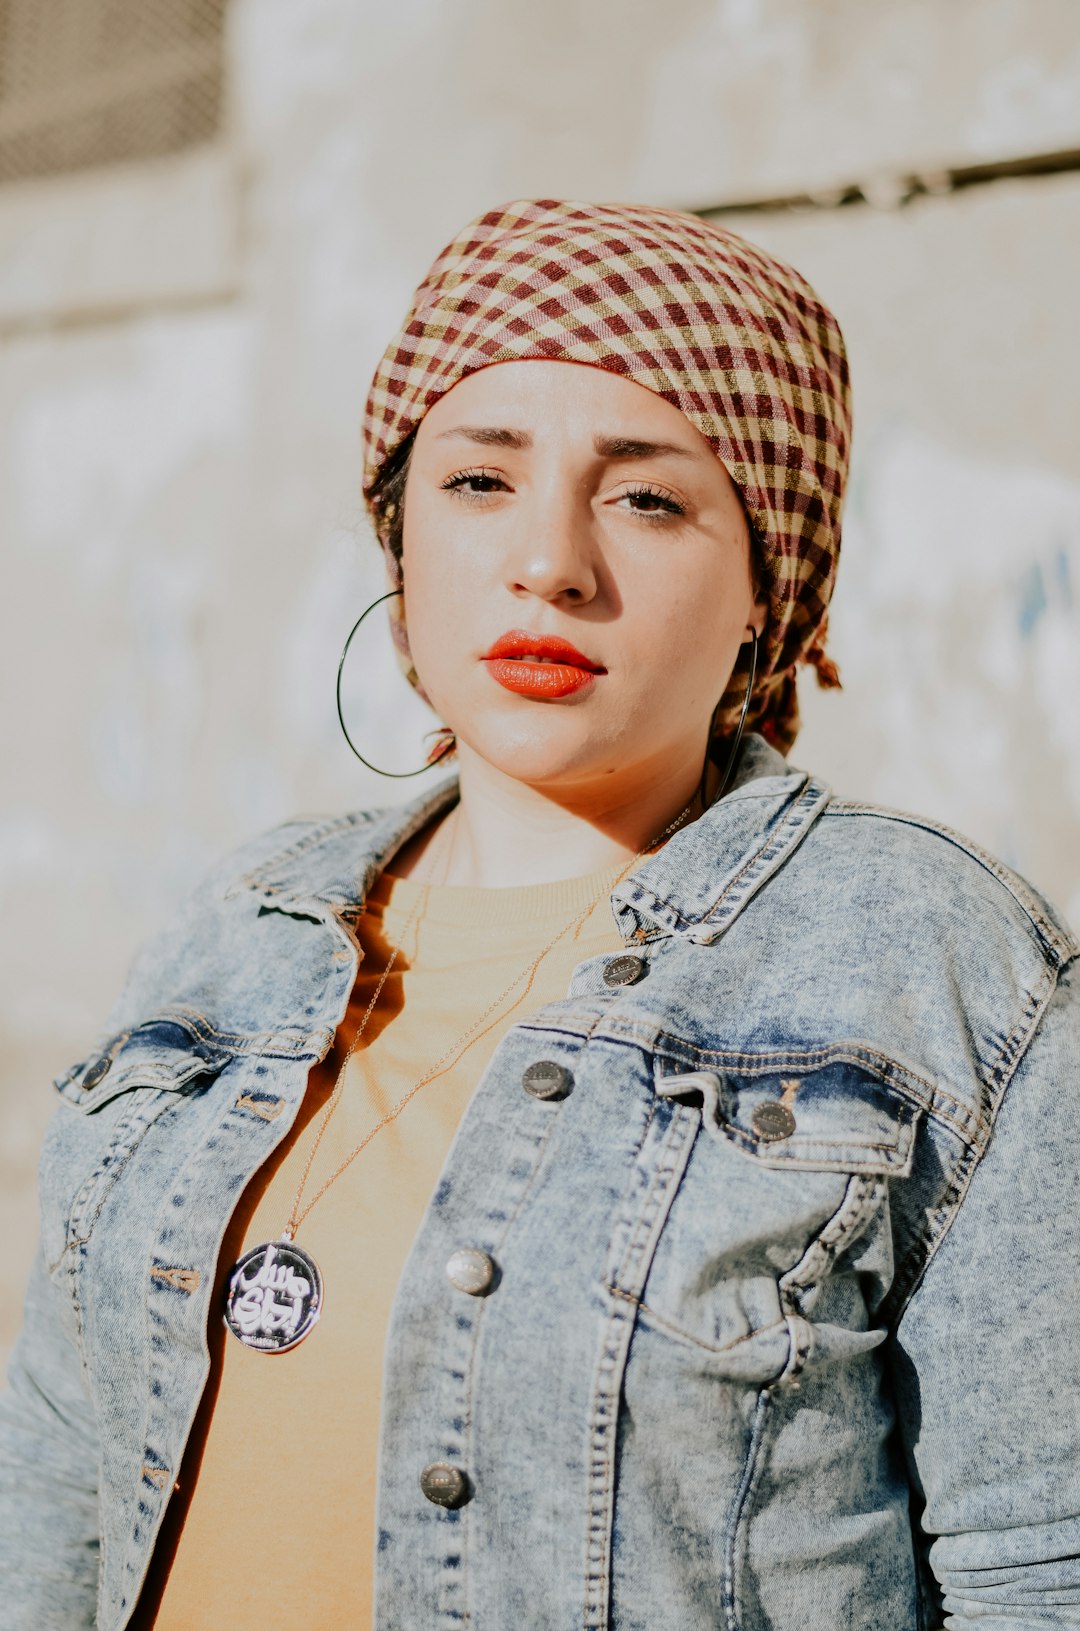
left=137, top=862, right=626, bottom=1629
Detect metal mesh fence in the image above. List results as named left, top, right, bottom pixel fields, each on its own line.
left=0, top=0, right=226, bottom=185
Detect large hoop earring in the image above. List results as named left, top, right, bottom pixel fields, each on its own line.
left=336, top=588, right=456, bottom=778
left=703, top=628, right=759, bottom=807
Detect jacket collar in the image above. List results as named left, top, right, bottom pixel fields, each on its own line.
left=235, top=735, right=831, bottom=946
left=609, top=737, right=830, bottom=944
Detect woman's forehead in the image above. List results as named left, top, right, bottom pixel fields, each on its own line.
left=418, top=359, right=715, bottom=457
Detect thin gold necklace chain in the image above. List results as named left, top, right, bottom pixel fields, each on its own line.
left=282, top=816, right=454, bottom=1239
left=282, top=791, right=699, bottom=1240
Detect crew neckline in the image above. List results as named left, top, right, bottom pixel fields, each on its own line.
left=368, top=861, right=625, bottom=930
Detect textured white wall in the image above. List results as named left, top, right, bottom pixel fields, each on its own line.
left=2, top=0, right=1078, bottom=1359
left=735, top=174, right=1080, bottom=923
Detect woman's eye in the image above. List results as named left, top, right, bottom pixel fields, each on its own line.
left=440, top=468, right=507, bottom=500
left=618, top=484, right=686, bottom=519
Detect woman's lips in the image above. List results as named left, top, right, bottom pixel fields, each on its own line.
left=481, top=630, right=605, bottom=699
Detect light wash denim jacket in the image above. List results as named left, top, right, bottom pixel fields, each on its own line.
left=2, top=737, right=1079, bottom=1631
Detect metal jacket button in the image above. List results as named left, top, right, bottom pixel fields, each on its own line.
left=603, top=953, right=646, bottom=988
left=752, top=1102, right=797, bottom=1141
left=446, top=1247, right=495, bottom=1296
left=81, top=1056, right=112, bottom=1090
left=420, top=1462, right=470, bottom=1508
left=521, top=1060, right=572, bottom=1100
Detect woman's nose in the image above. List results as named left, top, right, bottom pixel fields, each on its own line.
left=503, top=485, right=598, bottom=604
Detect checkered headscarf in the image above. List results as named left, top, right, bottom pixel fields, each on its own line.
left=361, top=198, right=851, bottom=755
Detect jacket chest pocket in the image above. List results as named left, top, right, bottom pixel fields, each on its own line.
left=41, top=1021, right=227, bottom=1277
left=629, top=1050, right=922, bottom=1361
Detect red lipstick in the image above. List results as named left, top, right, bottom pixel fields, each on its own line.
left=481, top=630, right=605, bottom=699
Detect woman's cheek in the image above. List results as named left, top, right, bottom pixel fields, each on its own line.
left=642, top=603, right=727, bottom=703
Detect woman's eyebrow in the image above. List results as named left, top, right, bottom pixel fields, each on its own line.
left=434, top=426, right=697, bottom=460
left=434, top=425, right=532, bottom=448
left=594, top=435, right=696, bottom=462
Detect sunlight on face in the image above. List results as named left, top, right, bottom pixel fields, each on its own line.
left=400, top=360, right=767, bottom=799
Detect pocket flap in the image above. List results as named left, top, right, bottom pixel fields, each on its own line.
left=55, top=1019, right=228, bottom=1112
left=660, top=1053, right=920, bottom=1175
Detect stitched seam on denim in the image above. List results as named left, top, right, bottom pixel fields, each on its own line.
left=781, top=1312, right=814, bottom=1380
left=516, top=1017, right=621, bottom=1047
left=591, top=1093, right=659, bottom=1301
left=622, top=1097, right=698, bottom=1283
left=702, top=780, right=825, bottom=924
left=826, top=802, right=1078, bottom=963
left=718, top=776, right=806, bottom=807
left=66, top=1243, right=90, bottom=1397
left=583, top=1303, right=633, bottom=1628
left=887, top=952, right=1063, bottom=1324
left=584, top=1104, right=697, bottom=1626
left=983, top=967, right=1054, bottom=1103
left=459, top=1331, right=475, bottom=1631
left=654, top=1039, right=958, bottom=1115
left=131, top=1273, right=183, bottom=1596
left=609, top=1289, right=788, bottom=1357
left=242, top=883, right=354, bottom=910
left=619, top=779, right=822, bottom=932
left=611, top=780, right=814, bottom=929
left=723, top=1388, right=771, bottom=1631
left=147, top=1004, right=330, bottom=1056
left=75, top=1085, right=181, bottom=1623
left=94, top=1502, right=107, bottom=1630
left=235, top=810, right=378, bottom=884
left=780, top=1175, right=886, bottom=1305
left=525, top=1023, right=941, bottom=1110
left=234, top=787, right=456, bottom=898
left=879, top=1137, right=981, bottom=1327
left=519, top=1019, right=985, bottom=1145
left=729, top=1125, right=911, bottom=1154
left=82, top=1004, right=321, bottom=1061
left=612, top=1103, right=665, bottom=1290
left=138, top=1006, right=260, bottom=1048
left=132, top=1094, right=301, bottom=1605
left=54, top=1027, right=135, bottom=1100
left=74, top=1061, right=215, bottom=1113
left=67, top=1092, right=180, bottom=1250
left=650, top=1036, right=978, bottom=1141
left=880, top=974, right=1056, bottom=1322
left=459, top=1113, right=558, bottom=1628
left=713, top=1126, right=916, bottom=1174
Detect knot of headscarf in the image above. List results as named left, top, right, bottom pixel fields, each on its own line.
left=361, top=198, right=851, bottom=756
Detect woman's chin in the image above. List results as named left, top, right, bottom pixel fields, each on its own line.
left=453, top=718, right=628, bottom=792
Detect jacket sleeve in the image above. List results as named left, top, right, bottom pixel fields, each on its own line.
left=0, top=1244, right=100, bottom=1628
left=0, top=814, right=320, bottom=1629
left=889, top=955, right=1080, bottom=1630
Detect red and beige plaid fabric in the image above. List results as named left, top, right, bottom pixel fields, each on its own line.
left=361, top=198, right=851, bottom=754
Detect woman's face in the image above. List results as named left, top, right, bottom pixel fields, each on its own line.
left=400, top=359, right=767, bottom=802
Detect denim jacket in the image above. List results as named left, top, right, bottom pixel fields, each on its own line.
left=2, top=736, right=1079, bottom=1631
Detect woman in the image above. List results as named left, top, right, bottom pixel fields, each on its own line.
left=1, top=199, right=1077, bottom=1631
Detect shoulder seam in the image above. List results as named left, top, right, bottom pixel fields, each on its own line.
left=883, top=956, right=1063, bottom=1326
left=224, top=809, right=379, bottom=897
left=824, top=800, right=1077, bottom=967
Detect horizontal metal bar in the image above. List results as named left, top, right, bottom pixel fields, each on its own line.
left=697, top=145, right=1080, bottom=218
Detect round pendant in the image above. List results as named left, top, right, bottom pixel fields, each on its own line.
left=223, top=1238, right=323, bottom=1353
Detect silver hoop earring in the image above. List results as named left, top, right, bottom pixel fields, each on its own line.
left=336, top=588, right=456, bottom=778
left=702, top=628, right=759, bottom=807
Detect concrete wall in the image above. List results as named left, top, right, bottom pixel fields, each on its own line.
left=2, top=0, right=1078, bottom=1360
